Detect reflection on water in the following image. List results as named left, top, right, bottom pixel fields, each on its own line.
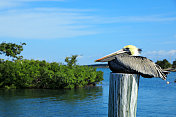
left=0, top=87, right=106, bottom=117
left=0, top=87, right=103, bottom=102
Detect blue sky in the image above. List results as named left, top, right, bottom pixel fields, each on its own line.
left=0, top=0, right=176, bottom=65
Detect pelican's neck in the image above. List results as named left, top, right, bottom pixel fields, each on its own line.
left=131, top=49, right=140, bottom=56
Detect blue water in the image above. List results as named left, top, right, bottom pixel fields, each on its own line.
left=0, top=68, right=176, bottom=117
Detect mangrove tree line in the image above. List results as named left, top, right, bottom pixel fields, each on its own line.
left=0, top=42, right=103, bottom=89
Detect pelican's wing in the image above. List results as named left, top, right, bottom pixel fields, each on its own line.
left=115, top=54, right=167, bottom=80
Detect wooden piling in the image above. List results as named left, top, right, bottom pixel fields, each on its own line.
left=108, top=73, right=140, bottom=117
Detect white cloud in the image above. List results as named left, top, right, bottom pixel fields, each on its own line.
left=0, top=1, right=19, bottom=9
left=143, top=50, right=176, bottom=56
left=0, top=0, right=176, bottom=39
left=142, top=50, right=176, bottom=62
left=0, top=0, right=64, bottom=9
left=1, top=7, right=175, bottom=40
left=168, top=50, right=176, bottom=55
left=0, top=8, right=99, bottom=39
left=96, top=15, right=176, bottom=24
left=0, top=0, right=100, bottom=39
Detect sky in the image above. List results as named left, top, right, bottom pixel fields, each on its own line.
left=0, top=0, right=176, bottom=65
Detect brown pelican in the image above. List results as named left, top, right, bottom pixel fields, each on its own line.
left=95, top=45, right=168, bottom=80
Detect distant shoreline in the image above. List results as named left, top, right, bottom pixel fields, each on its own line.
left=87, top=64, right=109, bottom=68
left=88, top=64, right=176, bottom=72
left=164, top=68, right=176, bottom=72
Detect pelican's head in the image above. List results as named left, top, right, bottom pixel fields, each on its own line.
left=95, top=45, right=142, bottom=62
left=123, top=45, right=141, bottom=56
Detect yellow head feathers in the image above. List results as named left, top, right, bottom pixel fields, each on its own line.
left=123, top=45, right=139, bottom=56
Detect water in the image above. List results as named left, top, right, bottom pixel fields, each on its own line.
left=0, top=68, right=176, bottom=117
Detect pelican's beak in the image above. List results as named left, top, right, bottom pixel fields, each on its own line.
left=95, top=49, right=126, bottom=62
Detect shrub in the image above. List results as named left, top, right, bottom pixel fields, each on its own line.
left=0, top=59, right=103, bottom=89
left=155, top=59, right=172, bottom=69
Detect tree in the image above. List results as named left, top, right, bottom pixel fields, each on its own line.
left=65, top=55, right=78, bottom=67
left=0, top=42, right=26, bottom=60
left=155, top=59, right=172, bottom=69
left=172, top=60, right=176, bottom=68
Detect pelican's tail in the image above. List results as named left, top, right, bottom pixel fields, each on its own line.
left=155, top=64, right=169, bottom=80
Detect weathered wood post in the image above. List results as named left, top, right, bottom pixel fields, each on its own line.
left=108, top=73, right=140, bottom=117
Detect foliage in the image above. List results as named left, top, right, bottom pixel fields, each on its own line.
left=65, top=55, right=78, bottom=67
left=155, top=59, right=172, bottom=69
left=0, top=59, right=103, bottom=89
left=0, top=42, right=103, bottom=89
left=172, top=60, right=176, bottom=68
left=0, top=42, right=26, bottom=60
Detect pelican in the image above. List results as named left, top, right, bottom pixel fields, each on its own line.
left=95, top=45, right=168, bottom=80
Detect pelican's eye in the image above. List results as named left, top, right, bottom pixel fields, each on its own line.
left=123, top=48, right=131, bottom=55
left=123, top=48, right=129, bottom=51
